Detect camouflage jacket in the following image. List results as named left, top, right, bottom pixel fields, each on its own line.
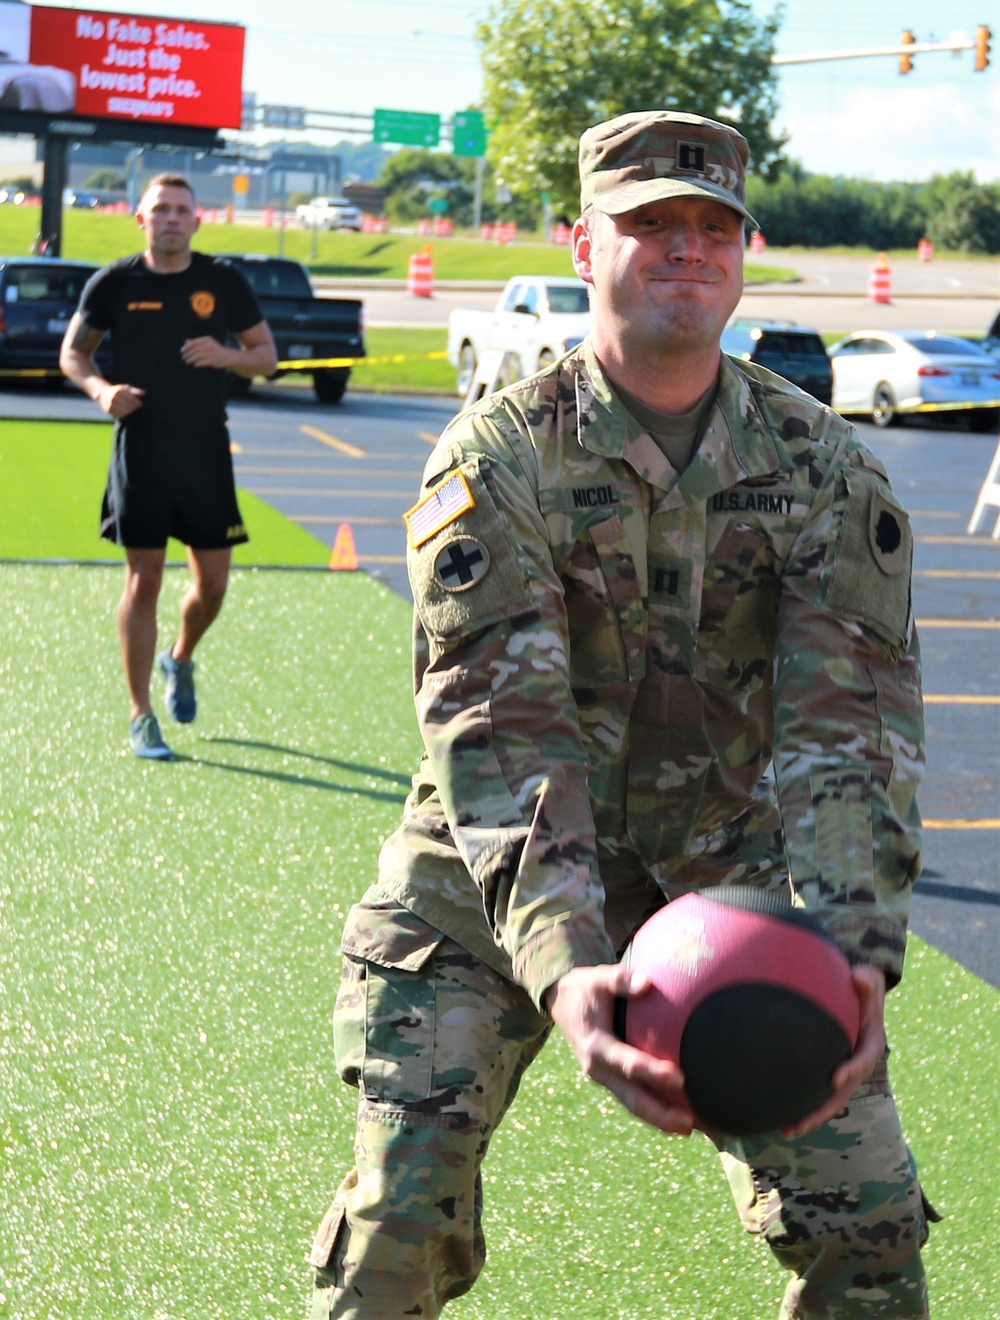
left=376, top=341, right=924, bottom=1012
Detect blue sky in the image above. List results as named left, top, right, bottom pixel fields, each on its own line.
left=23, top=0, right=1000, bottom=182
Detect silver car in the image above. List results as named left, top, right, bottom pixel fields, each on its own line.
left=830, top=330, right=1000, bottom=431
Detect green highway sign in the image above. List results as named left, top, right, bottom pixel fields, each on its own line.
left=373, top=108, right=441, bottom=147
left=452, top=109, right=488, bottom=157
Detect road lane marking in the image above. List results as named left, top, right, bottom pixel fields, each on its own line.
left=915, top=534, right=1000, bottom=545
left=916, top=619, right=1000, bottom=628
left=915, top=570, right=1000, bottom=580
left=418, top=431, right=440, bottom=445
left=923, top=819, right=1000, bottom=830
left=246, top=487, right=414, bottom=499
left=363, top=449, right=453, bottom=460
left=924, top=695, right=1000, bottom=704
left=299, top=424, right=365, bottom=458
left=913, top=510, right=963, bottom=520
left=292, top=515, right=400, bottom=526
left=360, top=555, right=407, bottom=564
left=231, top=445, right=334, bottom=456
left=236, top=465, right=424, bottom=478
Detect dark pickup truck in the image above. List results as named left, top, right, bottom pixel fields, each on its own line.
left=220, top=254, right=365, bottom=403
left=0, top=256, right=109, bottom=381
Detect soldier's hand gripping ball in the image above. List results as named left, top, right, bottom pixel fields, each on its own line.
left=618, top=889, right=861, bottom=1136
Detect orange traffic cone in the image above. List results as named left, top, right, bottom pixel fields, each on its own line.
left=329, top=523, right=359, bottom=571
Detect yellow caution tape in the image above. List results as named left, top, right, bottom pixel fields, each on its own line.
left=833, top=399, right=1000, bottom=416
left=909, top=398, right=1000, bottom=413
left=277, top=351, right=449, bottom=370
left=9, top=354, right=992, bottom=414
left=0, top=352, right=449, bottom=379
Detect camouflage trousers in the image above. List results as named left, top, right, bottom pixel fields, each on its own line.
left=308, top=892, right=933, bottom=1319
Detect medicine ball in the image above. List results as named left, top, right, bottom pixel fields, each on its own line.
left=618, top=887, right=860, bottom=1137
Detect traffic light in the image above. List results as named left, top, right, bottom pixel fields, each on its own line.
left=899, top=29, right=915, bottom=74
left=974, top=24, right=992, bottom=71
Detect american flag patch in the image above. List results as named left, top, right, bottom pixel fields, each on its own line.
left=404, top=471, right=476, bottom=548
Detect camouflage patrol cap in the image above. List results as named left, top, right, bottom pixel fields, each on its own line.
left=579, top=110, right=758, bottom=228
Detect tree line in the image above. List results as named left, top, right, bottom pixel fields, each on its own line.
left=745, top=166, right=1000, bottom=254
left=370, top=149, right=1000, bottom=254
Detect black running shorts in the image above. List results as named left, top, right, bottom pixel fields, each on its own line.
left=100, top=420, right=249, bottom=550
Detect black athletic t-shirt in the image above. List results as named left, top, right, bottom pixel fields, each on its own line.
left=78, top=251, right=262, bottom=434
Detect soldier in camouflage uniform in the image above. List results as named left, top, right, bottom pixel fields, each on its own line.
left=308, top=110, right=935, bottom=1319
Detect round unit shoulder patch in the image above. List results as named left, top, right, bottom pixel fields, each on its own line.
left=433, top=537, right=490, bottom=592
left=191, top=291, right=216, bottom=319
left=869, top=489, right=909, bottom=575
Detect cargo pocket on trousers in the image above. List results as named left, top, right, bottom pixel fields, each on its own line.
left=334, top=890, right=445, bottom=1104
left=920, top=1185, right=943, bottom=1234
left=309, top=1185, right=350, bottom=1274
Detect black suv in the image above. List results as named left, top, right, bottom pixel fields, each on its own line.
left=720, top=319, right=833, bottom=406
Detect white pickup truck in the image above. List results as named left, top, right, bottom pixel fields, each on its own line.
left=447, top=275, right=591, bottom=396
left=295, top=196, right=363, bottom=231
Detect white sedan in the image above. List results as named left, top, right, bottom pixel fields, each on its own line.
left=830, top=330, right=1000, bottom=431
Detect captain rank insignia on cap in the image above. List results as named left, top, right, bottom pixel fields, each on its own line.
left=404, top=471, right=476, bottom=548
left=676, top=141, right=707, bottom=174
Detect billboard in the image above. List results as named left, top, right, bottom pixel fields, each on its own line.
left=0, top=1, right=244, bottom=131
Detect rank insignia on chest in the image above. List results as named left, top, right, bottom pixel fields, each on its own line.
left=433, top=537, right=490, bottom=591
left=404, top=471, right=476, bottom=548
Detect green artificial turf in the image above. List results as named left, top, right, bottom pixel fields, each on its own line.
left=0, top=419, right=329, bottom=567
left=0, top=562, right=997, bottom=1319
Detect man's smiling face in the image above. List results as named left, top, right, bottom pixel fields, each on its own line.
left=573, top=195, right=745, bottom=358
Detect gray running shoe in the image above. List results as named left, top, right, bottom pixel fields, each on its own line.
left=129, top=712, right=174, bottom=760
left=160, top=648, right=196, bottom=723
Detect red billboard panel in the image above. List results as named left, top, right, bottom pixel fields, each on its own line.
left=13, top=4, right=245, bottom=130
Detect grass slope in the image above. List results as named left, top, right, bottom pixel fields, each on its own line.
left=0, top=420, right=329, bottom=566
left=0, top=563, right=996, bottom=1320
left=0, top=208, right=792, bottom=283
left=351, top=326, right=454, bottom=394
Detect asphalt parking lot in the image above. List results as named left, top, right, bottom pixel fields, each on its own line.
left=4, top=382, right=997, bottom=988
left=220, top=391, right=999, bottom=989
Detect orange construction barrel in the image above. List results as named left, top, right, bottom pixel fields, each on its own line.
left=407, top=247, right=434, bottom=298
left=868, top=255, right=892, bottom=304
